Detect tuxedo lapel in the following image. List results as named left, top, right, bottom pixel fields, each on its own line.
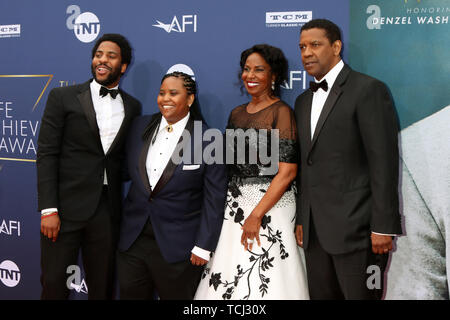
left=151, top=116, right=195, bottom=197
left=310, top=65, right=350, bottom=151
left=77, top=81, right=102, bottom=149
left=302, top=91, right=313, bottom=149
left=139, top=114, right=161, bottom=194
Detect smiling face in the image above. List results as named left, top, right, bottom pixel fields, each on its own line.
left=241, top=52, right=275, bottom=98
left=157, top=76, right=194, bottom=125
left=299, top=28, right=342, bottom=81
left=91, top=41, right=127, bottom=88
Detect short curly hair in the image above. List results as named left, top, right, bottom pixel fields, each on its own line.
left=301, top=19, right=342, bottom=45
left=239, top=44, right=288, bottom=97
left=161, top=71, right=196, bottom=95
left=91, top=33, right=132, bottom=66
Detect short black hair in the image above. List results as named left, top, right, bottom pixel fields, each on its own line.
left=91, top=33, right=132, bottom=66
left=161, top=71, right=196, bottom=95
left=161, top=71, right=204, bottom=121
left=301, top=19, right=342, bottom=45
left=239, top=44, right=288, bottom=97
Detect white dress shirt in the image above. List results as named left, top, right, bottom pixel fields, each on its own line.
left=310, top=59, right=344, bottom=139
left=41, top=80, right=124, bottom=215
left=146, top=112, right=211, bottom=261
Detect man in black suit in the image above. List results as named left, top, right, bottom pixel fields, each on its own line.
left=294, top=19, right=401, bottom=299
left=37, top=33, right=141, bottom=299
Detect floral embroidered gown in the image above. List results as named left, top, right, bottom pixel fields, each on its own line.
left=194, top=101, right=309, bottom=300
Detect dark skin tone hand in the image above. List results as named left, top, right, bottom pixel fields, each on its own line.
left=190, top=253, right=208, bottom=266
left=241, top=162, right=298, bottom=252
left=41, top=213, right=60, bottom=242
left=295, top=225, right=394, bottom=254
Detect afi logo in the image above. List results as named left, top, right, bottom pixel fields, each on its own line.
left=66, top=265, right=88, bottom=294
left=281, top=70, right=307, bottom=90
left=66, top=5, right=101, bottom=43
left=153, top=15, right=197, bottom=33
left=0, top=260, right=21, bottom=287
left=0, top=219, right=21, bottom=236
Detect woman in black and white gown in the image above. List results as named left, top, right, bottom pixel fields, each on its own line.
left=195, top=44, right=309, bottom=300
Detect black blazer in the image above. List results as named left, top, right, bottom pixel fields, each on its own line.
left=37, top=79, right=141, bottom=223
left=118, top=114, right=227, bottom=263
left=294, top=64, right=402, bottom=255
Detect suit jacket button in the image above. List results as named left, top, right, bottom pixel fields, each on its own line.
left=307, top=159, right=313, bottom=166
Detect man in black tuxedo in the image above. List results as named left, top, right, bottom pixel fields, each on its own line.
left=294, top=19, right=401, bottom=299
left=37, top=33, right=141, bottom=299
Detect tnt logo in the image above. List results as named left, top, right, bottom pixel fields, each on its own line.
left=0, top=219, right=21, bottom=237
left=66, top=5, right=101, bottom=43
left=153, top=15, right=197, bottom=33
left=0, top=260, right=21, bottom=287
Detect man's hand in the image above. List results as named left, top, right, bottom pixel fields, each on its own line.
left=295, top=225, right=303, bottom=247
left=41, top=213, right=60, bottom=242
left=371, top=233, right=393, bottom=254
left=190, top=253, right=208, bottom=266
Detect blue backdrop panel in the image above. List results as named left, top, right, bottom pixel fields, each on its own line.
left=0, top=0, right=349, bottom=299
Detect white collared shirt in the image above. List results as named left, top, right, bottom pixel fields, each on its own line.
left=90, top=80, right=125, bottom=155
left=310, top=59, right=344, bottom=139
left=90, top=80, right=125, bottom=185
left=145, top=112, right=210, bottom=261
left=146, top=112, right=190, bottom=189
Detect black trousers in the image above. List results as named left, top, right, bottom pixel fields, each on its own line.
left=117, top=219, right=203, bottom=300
left=305, top=217, right=388, bottom=300
left=40, top=187, right=118, bottom=300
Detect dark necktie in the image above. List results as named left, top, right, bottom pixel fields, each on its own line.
left=99, top=86, right=120, bottom=99
left=309, top=79, right=328, bottom=92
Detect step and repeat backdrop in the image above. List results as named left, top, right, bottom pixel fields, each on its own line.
left=0, top=0, right=448, bottom=299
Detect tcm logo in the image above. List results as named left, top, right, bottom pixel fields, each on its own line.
left=0, top=219, right=21, bottom=237
left=66, top=265, right=88, bottom=294
left=266, top=11, right=312, bottom=27
left=66, top=5, right=101, bottom=43
left=167, top=64, right=195, bottom=80
left=0, top=24, right=21, bottom=38
left=0, top=260, right=21, bottom=287
left=153, top=15, right=197, bottom=33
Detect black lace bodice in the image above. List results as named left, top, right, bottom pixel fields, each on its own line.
left=225, top=100, right=298, bottom=180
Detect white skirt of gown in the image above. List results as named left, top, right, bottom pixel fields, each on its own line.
left=194, top=181, right=309, bottom=300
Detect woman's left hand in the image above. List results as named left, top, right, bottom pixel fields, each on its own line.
left=241, top=214, right=262, bottom=251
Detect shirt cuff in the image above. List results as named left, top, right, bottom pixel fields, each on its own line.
left=41, top=208, right=58, bottom=215
left=191, top=246, right=211, bottom=261
left=371, top=231, right=398, bottom=237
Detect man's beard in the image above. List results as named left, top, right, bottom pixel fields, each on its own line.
left=91, top=64, right=122, bottom=87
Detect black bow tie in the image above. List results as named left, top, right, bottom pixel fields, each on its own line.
left=309, top=80, right=328, bottom=93
left=99, top=86, right=120, bottom=99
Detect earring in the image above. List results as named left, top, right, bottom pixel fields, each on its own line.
left=271, top=81, right=275, bottom=91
